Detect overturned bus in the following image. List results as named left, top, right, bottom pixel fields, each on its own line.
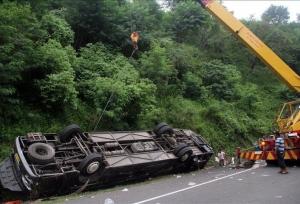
left=0, top=123, right=213, bottom=197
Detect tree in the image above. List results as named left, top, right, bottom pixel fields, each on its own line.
left=41, top=12, right=74, bottom=46
left=36, top=40, right=78, bottom=109
left=138, top=42, right=177, bottom=95
left=99, top=0, right=163, bottom=55
left=167, top=0, right=210, bottom=43
left=297, top=14, right=300, bottom=23
left=0, top=2, right=45, bottom=114
left=262, top=5, right=290, bottom=25
left=182, top=71, right=206, bottom=100
left=74, top=43, right=157, bottom=129
left=59, top=0, right=107, bottom=49
left=201, top=60, right=242, bottom=101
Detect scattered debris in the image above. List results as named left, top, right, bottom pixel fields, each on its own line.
left=91, top=196, right=95, bottom=199
left=237, top=178, right=243, bottom=181
left=104, top=198, right=115, bottom=204
left=176, top=175, right=182, bottom=178
left=215, top=156, right=219, bottom=162
left=251, top=172, right=256, bottom=175
left=122, top=188, right=129, bottom=192
left=231, top=157, right=235, bottom=165
left=188, top=182, right=196, bottom=186
left=261, top=174, right=270, bottom=177
left=205, top=166, right=215, bottom=170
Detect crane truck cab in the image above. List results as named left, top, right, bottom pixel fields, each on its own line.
left=277, top=100, right=300, bottom=133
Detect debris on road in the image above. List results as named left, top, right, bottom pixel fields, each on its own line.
left=104, top=198, right=115, bottom=204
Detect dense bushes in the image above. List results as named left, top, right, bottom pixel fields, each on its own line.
left=1, top=0, right=299, bottom=160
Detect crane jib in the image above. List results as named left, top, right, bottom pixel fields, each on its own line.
left=197, top=0, right=300, bottom=93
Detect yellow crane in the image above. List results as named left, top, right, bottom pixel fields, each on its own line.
left=199, top=0, right=300, bottom=133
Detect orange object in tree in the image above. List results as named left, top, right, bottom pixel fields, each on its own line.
left=130, top=31, right=139, bottom=50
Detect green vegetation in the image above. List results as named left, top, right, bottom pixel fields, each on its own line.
left=1, top=0, right=300, bottom=159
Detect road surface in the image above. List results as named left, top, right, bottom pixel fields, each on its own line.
left=37, top=163, right=300, bottom=204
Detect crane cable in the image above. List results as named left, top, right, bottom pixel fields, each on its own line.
left=92, top=31, right=138, bottom=130
left=92, top=92, right=115, bottom=131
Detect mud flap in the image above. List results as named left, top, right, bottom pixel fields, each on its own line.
left=0, top=157, right=23, bottom=192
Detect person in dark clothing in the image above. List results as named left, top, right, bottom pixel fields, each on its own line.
left=275, top=133, right=288, bottom=174
left=236, top=147, right=241, bottom=168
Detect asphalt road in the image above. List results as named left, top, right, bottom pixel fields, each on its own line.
left=45, top=163, right=300, bottom=204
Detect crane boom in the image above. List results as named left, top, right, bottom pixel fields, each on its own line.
left=199, top=0, right=300, bottom=92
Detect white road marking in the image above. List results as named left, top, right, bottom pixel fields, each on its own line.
left=132, top=167, right=257, bottom=204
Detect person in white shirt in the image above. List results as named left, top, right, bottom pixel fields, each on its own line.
left=218, top=150, right=225, bottom=166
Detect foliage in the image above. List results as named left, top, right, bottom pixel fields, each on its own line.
left=0, top=2, right=44, bottom=115
left=138, top=42, right=176, bottom=94
left=201, top=60, right=242, bottom=101
left=167, top=0, right=210, bottom=43
left=74, top=43, right=157, bottom=129
left=262, top=5, right=289, bottom=25
left=36, top=40, right=78, bottom=109
left=41, top=12, right=74, bottom=46
left=1, top=1, right=300, bottom=160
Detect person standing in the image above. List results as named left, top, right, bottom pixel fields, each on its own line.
left=275, top=133, right=288, bottom=174
left=218, top=150, right=225, bottom=166
left=235, top=147, right=241, bottom=168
